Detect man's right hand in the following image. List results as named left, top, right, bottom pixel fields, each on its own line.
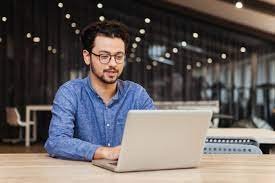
left=93, top=145, right=121, bottom=160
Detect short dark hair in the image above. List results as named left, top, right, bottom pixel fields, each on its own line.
left=80, top=20, right=129, bottom=53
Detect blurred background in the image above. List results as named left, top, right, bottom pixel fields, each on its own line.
left=0, top=0, right=275, bottom=151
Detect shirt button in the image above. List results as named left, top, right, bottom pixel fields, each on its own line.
left=107, top=143, right=111, bottom=147
left=106, top=124, right=110, bottom=127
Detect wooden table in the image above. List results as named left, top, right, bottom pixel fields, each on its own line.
left=0, top=154, right=275, bottom=183
left=25, top=105, right=52, bottom=147
left=208, top=128, right=275, bottom=153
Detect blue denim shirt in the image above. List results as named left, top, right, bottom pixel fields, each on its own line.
left=44, top=76, right=155, bottom=161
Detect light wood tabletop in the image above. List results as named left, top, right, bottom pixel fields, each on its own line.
left=0, top=154, right=275, bottom=183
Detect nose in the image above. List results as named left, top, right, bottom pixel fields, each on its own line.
left=109, top=55, right=117, bottom=66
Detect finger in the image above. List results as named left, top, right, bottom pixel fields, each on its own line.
left=112, top=153, right=119, bottom=160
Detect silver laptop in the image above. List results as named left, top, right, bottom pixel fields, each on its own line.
left=92, top=110, right=212, bottom=172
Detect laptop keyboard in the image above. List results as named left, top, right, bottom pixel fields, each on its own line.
left=109, top=162, right=118, bottom=166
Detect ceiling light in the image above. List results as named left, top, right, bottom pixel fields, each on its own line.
left=240, top=47, right=246, bottom=53
left=48, top=46, right=52, bottom=51
left=130, top=53, right=135, bottom=58
left=2, top=17, right=7, bottom=22
left=135, top=37, right=141, bottom=42
left=181, top=41, right=187, bottom=47
left=97, top=3, right=103, bottom=8
left=146, top=65, right=152, bottom=70
left=58, top=2, right=63, bottom=8
left=221, top=53, right=227, bottom=59
left=165, top=52, right=170, bottom=58
left=65, top=14, right=71, bottom=19
left=33, top=37, right=40, bottom=43
left=145, top=18, right=151, bottom=23
left=235, top=1, right=243, bottom=9
left=26, top=33, right=32, bottom=38
left=99, top=16, right=105, bottom=21
left=172, top=48, right=178, bottom=53
left=132, top=43, right=137, bottom=48
left=152, top=61, right=158, bottom=66
left=71, top=22, right=76, bottom=28
left=136, top=57, right=141, bottom=62
left=131, top=48, right=136, bottom=52
left=207, top=58, right=213, bottom=64
left=52, top=48, right=57, bottom=54
left=196, top=62, right=201, bottom=67
left=139, top=29, right=145, bottom=34
left=193, top=32, right=199, bottom=39
left=186, top=64, right=192, bottom=70
left=0, top=37, right=2, bottom=43
left=75, top=29, right=80, bottom=34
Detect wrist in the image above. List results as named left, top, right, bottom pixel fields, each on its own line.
left=93, top=146, right=108, bottom=160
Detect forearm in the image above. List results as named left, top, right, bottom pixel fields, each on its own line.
left=44, top=136, right=101, bottom=161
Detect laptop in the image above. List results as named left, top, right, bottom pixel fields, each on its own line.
left=92, top=110, right=212, bottom=172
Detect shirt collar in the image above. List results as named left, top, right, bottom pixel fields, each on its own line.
left=112, top=80, right=122, bottom=101
left=85, top=76, right=123, bottom=101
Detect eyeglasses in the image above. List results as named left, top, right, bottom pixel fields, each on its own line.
left=91, top=52, right=125, bottom=64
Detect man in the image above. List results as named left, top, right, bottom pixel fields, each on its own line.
left=44, top=20, right=155, bottom=161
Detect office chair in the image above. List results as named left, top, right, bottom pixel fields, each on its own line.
left=2, top=107, right=36, bottom=144
left=204, top=137, right=262, bottom=154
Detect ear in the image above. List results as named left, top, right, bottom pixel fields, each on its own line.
left=83, top=50, right=91, bottom=66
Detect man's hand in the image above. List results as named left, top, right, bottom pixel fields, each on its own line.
left=93, top=145, right=121, bottom=160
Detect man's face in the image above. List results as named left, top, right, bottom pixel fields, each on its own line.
left=83, top=35, right=125, bottom=84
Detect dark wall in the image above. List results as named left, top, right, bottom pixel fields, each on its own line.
left=0, top=0, right=275, bottom=137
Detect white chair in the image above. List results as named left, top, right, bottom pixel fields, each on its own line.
left=2, top=107, right=37, bottom=144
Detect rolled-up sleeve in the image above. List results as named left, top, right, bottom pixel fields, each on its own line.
left=44, top=86, right=101, bottom=161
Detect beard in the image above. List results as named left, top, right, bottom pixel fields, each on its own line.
left=90, top=61, right=121, bottom=84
